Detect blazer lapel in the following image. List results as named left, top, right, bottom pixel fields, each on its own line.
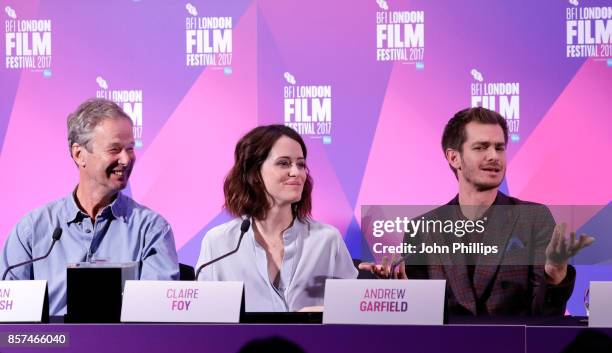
left=434, top=204, right=478, bottom=315
left=473, top=203, right=519, bottom=299
left=440, top=253, right=478, bottom=314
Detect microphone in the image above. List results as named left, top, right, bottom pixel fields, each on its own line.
left=195, top=218, right=251, bottom=280
left=2, top=227, right=63, bottom=281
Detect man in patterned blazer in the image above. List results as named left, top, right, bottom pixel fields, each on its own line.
left=361, top=107, right=594, bottom=316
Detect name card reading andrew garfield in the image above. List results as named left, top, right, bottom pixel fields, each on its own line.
left=0, top=280, right=48, bottom=322
left=121, top=281, right=243, bottom=323
left=589, top=281, right=612, bottom=328
left=323, top=279, right=445, bottom=325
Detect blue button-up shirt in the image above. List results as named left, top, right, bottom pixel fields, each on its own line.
left=0, top=191, right=179, bottom=315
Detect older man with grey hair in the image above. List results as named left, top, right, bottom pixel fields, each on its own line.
left=0, top=98, right=179, bottom=316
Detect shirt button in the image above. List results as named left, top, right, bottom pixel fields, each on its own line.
left=85, top=229, right=91, bottom=233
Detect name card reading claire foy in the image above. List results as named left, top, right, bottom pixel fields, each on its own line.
left=589, top=281, right=612, bottom=328
left=323, top=279, right=445, bottom=325
left=121, top=281, right=244, bottom=323
left=0, top=280, right=48, bottom=322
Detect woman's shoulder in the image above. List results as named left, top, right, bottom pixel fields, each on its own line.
left=203, top=218, right=246, bottom=244
left=303, top=219, right=342, bottom=242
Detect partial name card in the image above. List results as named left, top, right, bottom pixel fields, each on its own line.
left=589, top=281, right=612, bottom=328
left=0, top=280, right=48, bottom=322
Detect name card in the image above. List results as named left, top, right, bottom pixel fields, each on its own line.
left=323, top=279, right=445, bottom=325
left=121, top=281, right=244, bottom=323
left=589, top=281, right=612, bottom=328
left=0, top=280, right=48, bottom=322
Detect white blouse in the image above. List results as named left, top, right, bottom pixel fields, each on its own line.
left=196, top=218, right=358, bottom=312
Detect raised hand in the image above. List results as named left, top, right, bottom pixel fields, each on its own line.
left=545, top=223, right=595, bottom=284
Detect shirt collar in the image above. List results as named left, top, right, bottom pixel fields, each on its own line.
left=282, top=218, right=306, bottom=243
left=249, top=217, right=307, bottom=246
left=447, top=191, right=507, bottom=220
left=108, top=193, right=128, bottom=222
left=63, top=188, right=128, bottom=224
left=447, top=191, right=508, bottom=206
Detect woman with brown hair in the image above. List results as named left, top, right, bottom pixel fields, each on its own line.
left=196, top=125, right=357, bottom=312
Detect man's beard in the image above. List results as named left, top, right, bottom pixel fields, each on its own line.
left=474, top=179, right=503, bottom=192
left=461, top=158, right=504, bottom=192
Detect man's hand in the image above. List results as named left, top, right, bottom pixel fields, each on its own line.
left=545, top=223, right=595, bottom=285
left=357, top=255, right=407, bottom=279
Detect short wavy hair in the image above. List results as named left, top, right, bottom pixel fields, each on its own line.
left=67, top=98, right=132, bottom=153
left=223, top=125, right=313, bottom=221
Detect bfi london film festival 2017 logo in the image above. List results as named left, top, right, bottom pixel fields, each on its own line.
left=375, top=0, right=425, bottom=69
left=95, top=77, right=144, bottom=148
left=469, top=69, right=521, bottom=142
left=184, top=3, right=233, bottom=73
left=566, top=0, right=612, bottom=65
left=4, top=5, right=52, bottom=76
left=283, top=72, right=333, bottom=144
